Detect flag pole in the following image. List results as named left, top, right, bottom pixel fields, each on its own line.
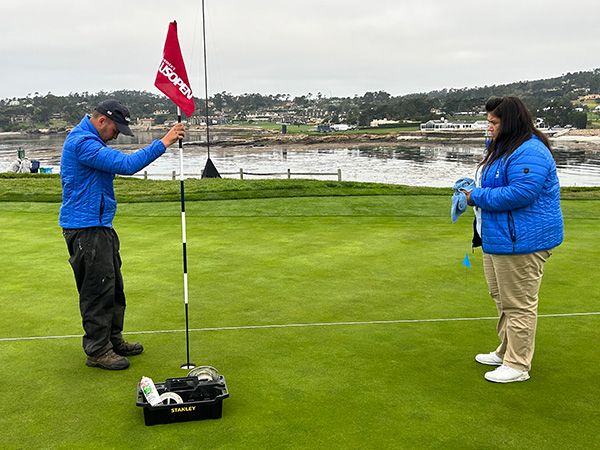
left=201, top=0, right=210, bottom=161
left=177, top=106, right=195, bottom=370
left=155, top=20, right=197, bottom=370
left=199, top=0, right=221, bottom=178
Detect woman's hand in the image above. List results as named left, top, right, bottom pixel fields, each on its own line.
left=461, top=189, right=473, bottom=206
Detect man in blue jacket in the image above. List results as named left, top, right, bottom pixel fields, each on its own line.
left=60, top=99, right=185, bottom=370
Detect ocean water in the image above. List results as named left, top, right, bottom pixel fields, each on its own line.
left=1, top=132, right=599, bottom=187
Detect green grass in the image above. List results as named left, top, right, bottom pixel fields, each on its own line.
left=227, top=121, right=421, bottom=134
left=0, top=181, right=599, bottom=449
left=1, top=174, right=599, bottom=203
left=573, top=99, right=600, bottom=128
left=338, top=125, right=421, bottom=134
left=227, top=121, right=313, bottom=133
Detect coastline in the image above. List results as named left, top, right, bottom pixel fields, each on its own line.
left=2, top=127, right=599, bottom=186
left=2, top=126, right=599, bottom=151
left=177, top=127, right=600, bottom=150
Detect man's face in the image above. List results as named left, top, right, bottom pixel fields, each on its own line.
left=97, top=117, right=120, bottom=143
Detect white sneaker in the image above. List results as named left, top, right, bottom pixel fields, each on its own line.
left=484, top=365, right=530, bottom=383
left=475, top=351, right=503, bottom=366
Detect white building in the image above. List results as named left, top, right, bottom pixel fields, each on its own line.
left=331, top=124, right=353, bottom=131
left=137, top=118, right=154, bottom=127
left=370, top=118, right=399, bottom=127
left=420, top=119, right=487, bottom=131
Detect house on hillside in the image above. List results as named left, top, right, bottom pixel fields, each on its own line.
left=578, top=94, right=600, bottom=101
left=137, top=118, right=154, bottom=127
left=10, top=114, right=31, bottom=124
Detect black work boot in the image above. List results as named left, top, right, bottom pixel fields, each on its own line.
left=86, top=349, right=130, bottom=370
left=113, top=341, right=144, bottom=356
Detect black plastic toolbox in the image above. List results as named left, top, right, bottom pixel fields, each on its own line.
left=136, top=376, right=229, bottom=426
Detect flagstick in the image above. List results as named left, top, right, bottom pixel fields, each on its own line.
left=201, top=0, right=211, bottom=161
left=177, top=106, right=195, bottom=370
left=199, top=0, right=220, bottom=178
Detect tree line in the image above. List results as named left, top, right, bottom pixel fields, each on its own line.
left=1, top=69, right=598, bottom=132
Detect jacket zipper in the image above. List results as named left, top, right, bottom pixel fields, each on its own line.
left=507, top=211, right=516, bottom=252
left=99, top=194, right=104, bottom=224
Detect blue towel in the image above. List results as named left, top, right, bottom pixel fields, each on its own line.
left=451, top=177, right=475, bottom=223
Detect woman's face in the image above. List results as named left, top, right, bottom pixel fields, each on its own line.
left=487, top=112, right=501, bottom=140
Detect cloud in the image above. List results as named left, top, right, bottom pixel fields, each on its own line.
left=1, top=0, right=599, bottom=99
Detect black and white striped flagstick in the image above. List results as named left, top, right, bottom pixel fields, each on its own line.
left=177, top=106, right=196, bottom=370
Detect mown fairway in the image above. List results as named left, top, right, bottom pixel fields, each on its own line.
left=1, top=181, right=598, bottom=449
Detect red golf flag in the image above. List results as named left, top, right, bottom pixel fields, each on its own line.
left=155, top=21, right=196, bottom=117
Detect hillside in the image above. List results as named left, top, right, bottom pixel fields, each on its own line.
left=1, top=69, right=599, bottom=132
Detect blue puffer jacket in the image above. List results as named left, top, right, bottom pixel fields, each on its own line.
left=59, top=115, right=166, bottom=229
left=470, top=135, right=563, bottom=255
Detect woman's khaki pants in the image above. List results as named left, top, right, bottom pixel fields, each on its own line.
left=482, top=250, right=552, bottom=372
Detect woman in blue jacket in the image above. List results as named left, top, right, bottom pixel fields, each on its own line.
left=464, top=97, right=563, bottom=383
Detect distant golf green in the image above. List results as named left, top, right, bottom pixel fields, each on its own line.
left=0, top=178, right=598, bottom=449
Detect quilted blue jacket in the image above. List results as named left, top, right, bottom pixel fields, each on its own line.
left=59, top=115, right=166, bottom=229
left=470, top=135, right=563, bottom=255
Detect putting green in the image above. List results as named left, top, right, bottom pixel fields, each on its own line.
left=0, top=194, right=598, bottom=449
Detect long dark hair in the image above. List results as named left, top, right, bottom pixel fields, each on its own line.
left=480, top=96, right=552, bottom=168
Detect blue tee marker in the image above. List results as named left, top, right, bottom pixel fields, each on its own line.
left=462, top=253, right=471, bottom=268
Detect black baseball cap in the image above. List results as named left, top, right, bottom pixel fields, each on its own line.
left=95, top=99, right=134, bottom=136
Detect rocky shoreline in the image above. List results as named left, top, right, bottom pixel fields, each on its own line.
left=179, top=127, right=600, bottom=150
left=5, top=125, right=600, bottom=151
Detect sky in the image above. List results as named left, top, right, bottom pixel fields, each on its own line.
left=2, top=0, right=599, bottom=101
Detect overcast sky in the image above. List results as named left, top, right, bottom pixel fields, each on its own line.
left=2, top=0, right=599, bottom=101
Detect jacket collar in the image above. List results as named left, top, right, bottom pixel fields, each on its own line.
left=80, top=114, right=102, bottom=140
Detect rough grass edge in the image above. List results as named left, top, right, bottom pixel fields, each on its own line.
left=0, top=173, right=599, bottom=202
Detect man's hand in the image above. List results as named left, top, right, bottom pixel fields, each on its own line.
left=161, top=123, right=185, bottom=148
